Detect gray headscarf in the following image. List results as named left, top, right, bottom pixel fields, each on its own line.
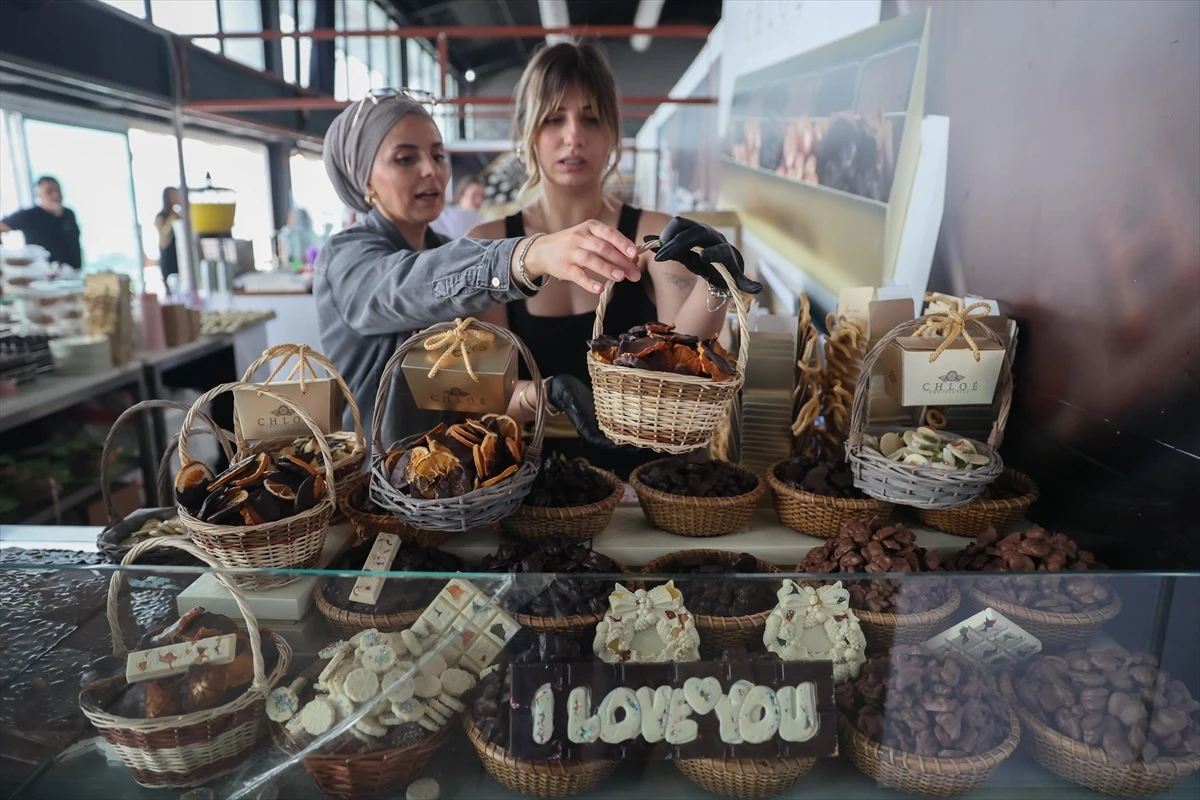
left=323, top=94, right=435, bottom=213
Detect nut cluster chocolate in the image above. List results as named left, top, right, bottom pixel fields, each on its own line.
left=175, top=451, right=326, bottom=526
left=524, top=457, right=613, bottom=508
left=638, top=453, right=758, bottom=498
left=1015, top=650, right=1200, bottom=763
left=647, top=552, right=777, bottom=617
left=383, top=416, right=524, bottom=500
left=775, top=457, right=864, bottom=499
left=322, top=541, right=463, bottom=614
left=798, top=518, right=946, bottom=614
left=946, top=526, right=1112, bottom=613
left=479, top=537, right=622, bottom=618
left=588, top=322, right=735, bottom=381
left=836, top=647, right=1010, bottom=758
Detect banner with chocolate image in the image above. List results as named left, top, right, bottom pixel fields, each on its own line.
left=508, top=660, right=837, bottom=761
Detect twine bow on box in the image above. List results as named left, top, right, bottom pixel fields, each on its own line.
left=259, top=343, right=321, bottom=393
left=912, top=301, right=993, bottom=363
left=424, top=317, right=494, bottom=381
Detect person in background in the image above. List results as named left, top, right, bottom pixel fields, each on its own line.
left=430, top=175, right=485, bottom=239
left=153, top=186, right=180, bottom=282
left=279, top=207, right=319, bottom=269
left=0, top=176, right=82, bottom=268
left=315, top=90, right=647, bottom=449
left=470, top=41, right=760, bottom=476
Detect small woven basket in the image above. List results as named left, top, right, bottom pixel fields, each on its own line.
left=587, top=242, right=750, bottom=454
left=368, top=320, right=544, bottom=533
left=675, top=756, right=817, bottom=799
left=766, top=460, right=894, bottom=539
left=499, top=466, right=623, bottom=543
left=838, top=708, right=1020, bottom=797
left=641, top=550, right=781, bottom=654
left=850, top=586, right=963, bottom=653
left=96, top=399, right=234, bottom=566
left=311, top=581, right=426, bottom=640
left=239, top=344, right=366, bottom=501
left=1000, top=672, right=1199, bottom=797
left=629, top=460, right=764, bottom=537
left=339, top=472, right=452, bottom=548
left=968, top=586, right=1122, bottom=650
left=79, top=538, right=291, bottom=789
left=274, top=708, right=453, bottom=800
left=917, top=468, right=1039, bottom=537
left=846, top=317, right=1011, bottom=509
left=177, top=381, right=338, bottom=590
left=464, top=715, right=617, bottom=799
left=502, top=562, right=633, bottom=649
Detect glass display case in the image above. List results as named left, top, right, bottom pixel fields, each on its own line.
left=0, top=528, right=1196, bottom=800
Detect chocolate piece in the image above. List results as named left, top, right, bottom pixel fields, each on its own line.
left=638, top=453, right=758, bottom=498
left=644, top=552, right=777, bottom=617
left=479, top=538, right=621, bottom=618
left=524, top=457, right=613, bottom=508
left=322, top=541, right=463, bottom=615
left=775, top=458, right=864, bottom=499
left=589, top=324, right=734, bottom=379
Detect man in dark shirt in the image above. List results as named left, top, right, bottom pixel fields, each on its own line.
left=0, top=176, right=82, bottom=268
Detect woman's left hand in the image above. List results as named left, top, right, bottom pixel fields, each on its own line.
left=645, top=216, right=762, bottom=295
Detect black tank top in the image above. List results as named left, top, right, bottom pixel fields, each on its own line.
left=505, top=204, right=660, bottom=477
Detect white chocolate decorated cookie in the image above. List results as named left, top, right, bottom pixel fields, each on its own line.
left=343, top=668, right=381, bottom=703
left=300, top=697, right=336, bottom=735
left=593, top=581, right=700, bottom=664
left=764, top=580, right=866, bottom=682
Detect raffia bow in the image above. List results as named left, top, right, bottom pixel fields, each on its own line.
left=912, top=301, right=993, bottom=363
left=423, top=317, right=494, bottom=381
left=260, top=344, right=320, bottom=392
left=777, top=579, right=850, bottom=611
left=609, top=581, right=684, bottom=615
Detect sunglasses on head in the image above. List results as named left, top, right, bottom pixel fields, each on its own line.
left=346, top=88, right=441, bottom=171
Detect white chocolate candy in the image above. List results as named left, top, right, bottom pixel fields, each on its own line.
left=424, top=705, right=449, bottom=726
left=380, top=670, right=416, bottom=703
left=318, top=640, right=350, bottom=659
left=531, top=682, right=555, bottom=745
left=419, top=652, right=448, bottom=678
left=413, top=674, right=441, bottom=698
left=598, top=687, right=640, bottom=744
left=343, top=668, right=381, bottom=703
left=683, top=677, right=721, bottom=716
left=439, top=668, right=474, bottom=697
left=266, top=677, right=307, bottom=722
left=317, top=648, right=348, bottom=688
left=434, top=692, right=465, bottom=713
left=637, top=686, right=673, bottom=743
left=379, top=711, right=403, bottom=726
left=300, top=697, right=336, bottom=735
left=393, top=698, right=427, bottom=722
left=417, top=716, right=440, bottom=732
left=406, top=777, right=440, bottom=800
left=400, top=630, right=424, bottom=656
left=329, top=693, right=357, bottom=721
left=355, top=715, right=388, bottom=737
left=324, top=663, right=355, bottom=697
left=384, top=632, right=408, bottom=657
left=285, top=714, right=305, bottom=737
left=362, top=644, right=397, bottom=673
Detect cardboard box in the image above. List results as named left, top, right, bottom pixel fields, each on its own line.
left=883, top=337, right=1005, bottom=406
left=234, top=379, right=340, bottom=439
left=867, top=298, right=918, bottom=346
left=401, top=338, right=517, bottom=414
left=161, top=303, right=195, bottom=347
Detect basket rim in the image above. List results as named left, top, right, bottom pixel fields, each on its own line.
left=629, top=460, right=765, bottom=509
left=641, top=548, right=781, bottom=630
left=368, top=452, right=539, bottom=514
left=766, top=461, right=894, bottom=510
left=588, top=351, right=746, bottom=389
left=508, top=465, right=624, bottom=520
left=837, top=705, right=1022, bottom=774
left=848, top=430, right=1005, bottom=487
left=311, top=579, right=426, bottom=629
left=463, top=713, right=612, bottom=771
left=840, top=584, right=963, bottom=626
left=918, top=467, right=1039, bottom=515
left=273, top=707, right=453, bottom=762
left=999, top=671, right=1200, bottom=776
left=505, top=561, right=633, bottom=628
left=969, top=585, right=1123, bottom=626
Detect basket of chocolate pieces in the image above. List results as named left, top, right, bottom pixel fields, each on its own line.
left=629, top=454, right=764, bottom=537
left=917, top=468, right=1039, bottom=537
left=838, top=646, right=1021, bottom=796
left=338, top=470, right=430, bottom=545
left=947, top=525, right=1121, bottom=648
left=174, top=382, right=338, bottom=589
left=640, top=549, right=781, bottom=655
left=96, top=399, right=234, bottom=566
left=499, top=454, right=623, bottom=543
left=587, top=242, right=748, bottom=454
left=1003, top=649, right=1200, bottom=796
left=78, top=538, right=291, bottom=788
left=795, top=518, right=961, bottom=652
left=767, top=456, right=893, bottom=538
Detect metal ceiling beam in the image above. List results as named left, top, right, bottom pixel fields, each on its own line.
left=181, top=24, right=713, bottom=41
left=631, top=0, right=666, bottom=52
left=183, top=95, right=716, bottom=112
left=538, top=0, right=571, bottom=45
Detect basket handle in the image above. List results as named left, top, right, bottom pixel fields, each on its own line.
left=239, top=343, right=363, bottom=447
left=178, top=381, right=339, bottom=508
left=101, top=399, right=234, bottom=524
left=847, top=317, right=1013, bottom=451
left=105, top=537, right=271, bottom=696
left=155, top=422, right=236, bottom=509
left=593, top=240, right=751, bottom=375
left=369, top=319, right=545, bottom=459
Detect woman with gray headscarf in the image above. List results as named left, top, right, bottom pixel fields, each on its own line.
left=317, top=91, right=643, bottom=449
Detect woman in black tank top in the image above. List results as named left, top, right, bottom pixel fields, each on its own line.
left=470, top=42, right=755, bottom=477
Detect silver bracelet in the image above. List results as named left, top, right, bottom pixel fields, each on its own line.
left=706, top=283, right=732, bottom=312
left=516, top=233, right=547, bottom=293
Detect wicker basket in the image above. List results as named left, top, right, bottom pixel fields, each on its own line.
left=339, top=472, right=452, bottom=548
left=766, top=460, right=894, bottom=538
left=641, top=550, right=781, bottom=654
left=239, top=344, right=366, bottom=501
left=968, top=586, right=1122, bottom=650
left=274, top=708, right=452, bottom=799
left=78, top=537, right=291, bottom=788
left=846, top=317, right=1011, bottom=509
left=838, top=709, right=1020, bottom=797
left=311, top=580, right=426, bottom=639
left=499, top=466, right=623, bottom=543
left=675, top=756, right=817, bottom=799
left=499, top=562, right=633, bottom=650
left=464, top=715, right=617, bottom=799
left=177, top=381, right=337, bottom=590
left=1000, top=672, right=1199, bottom=796
left=96, top=399, right=234, bottom=566
left=588, top=243, right=750, bottom=454
left=368, top=320, right=544, bottom=534
left=629, top=460, right=764, bottom=537
left=851, top=586, right=963, bottom=653
left=916, top=468, right=1039, bottom=537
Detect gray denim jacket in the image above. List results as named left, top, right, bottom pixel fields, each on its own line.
left=315, top=209, right=526, bottom=451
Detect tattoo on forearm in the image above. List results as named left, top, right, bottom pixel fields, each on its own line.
left=663, top=273, right=698, bottom=292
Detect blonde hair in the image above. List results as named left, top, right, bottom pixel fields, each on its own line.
left=514, top=40, right=622, bottom=195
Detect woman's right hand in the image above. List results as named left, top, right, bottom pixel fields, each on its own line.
left=518, top=219, right=642, bottom=294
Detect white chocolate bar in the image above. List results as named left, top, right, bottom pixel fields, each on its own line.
left=125, top=633, right=236, bottom=683
left=349, top=533, right=401, bottom=606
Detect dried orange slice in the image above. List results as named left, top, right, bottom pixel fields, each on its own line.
left=480, top=432, right=499, bottom=477
left=232, top=452, right=272, bottom=487
left=448, top=424, right=482, bottom=448
left=480, top=464, right=518, bottom=488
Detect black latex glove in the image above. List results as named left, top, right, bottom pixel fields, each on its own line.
left=544, top=374, right=623, bottom=451
left=644, top=216, right=762, bottom=295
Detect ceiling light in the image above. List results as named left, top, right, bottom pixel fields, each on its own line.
left=465, top=69, right=476, bottom=83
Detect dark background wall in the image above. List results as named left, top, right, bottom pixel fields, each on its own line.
left=883, top=0, right=1200, bottom=566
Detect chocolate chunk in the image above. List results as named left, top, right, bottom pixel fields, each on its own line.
left=524, top=456, right=613, bottom=508
left=775, top=457, right=865, bottom=499
left=480, top=537, right=620, bottom=618
left=638, top=455, right=758, bottom=499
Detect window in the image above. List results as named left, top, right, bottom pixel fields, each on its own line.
left=98, top=0, right=147, bottom=19
left=345, top=0, right=370, bottom=99
left=368, top=3, right=387, bottom=90
left=181, top=136, right=274, bottom=270
left=334, top=0, right=348, bottom=101
left=0, top=111, right=23, bottom=219
left=127, top=127, right=183, bottom=294
left=220, top=0, right=265, bottom=71
left=290, top=152, right=343, bottom=238
left=387, top=20, right=400, bottom=87
left=151, top=0, right=220, bottom=54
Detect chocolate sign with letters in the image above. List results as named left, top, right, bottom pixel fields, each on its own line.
left=509, top=660, right=836, bottom=761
